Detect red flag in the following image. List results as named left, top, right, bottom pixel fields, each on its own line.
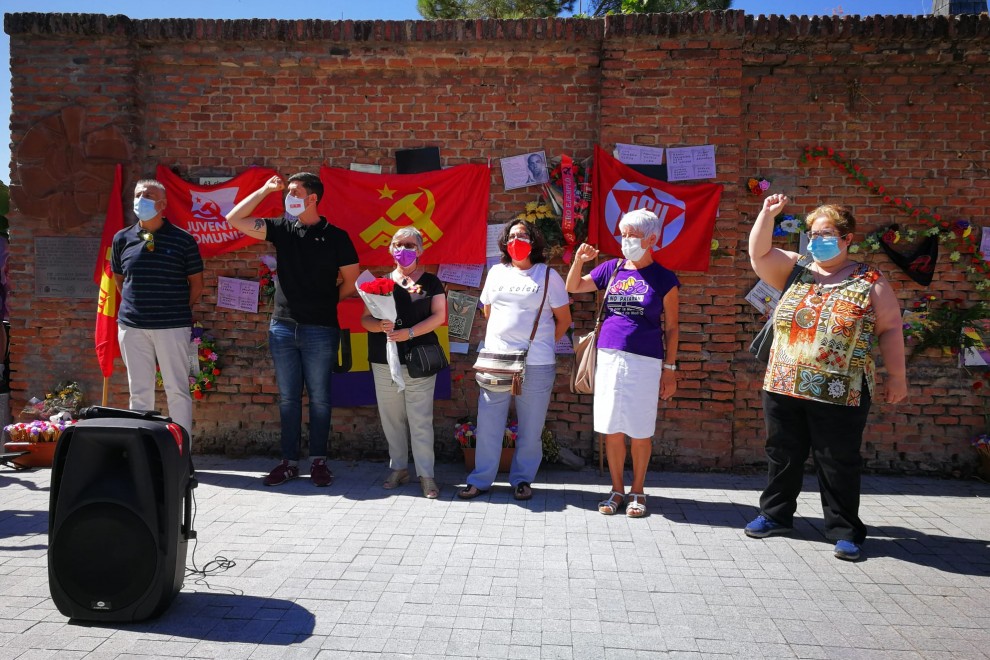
left=155, top=165, right=285, bottom=258
left=318, top=164, right=490, bottom=265
left=590, top=145, right=723, bottom=272
left=94, top=164, right=124, bottom=378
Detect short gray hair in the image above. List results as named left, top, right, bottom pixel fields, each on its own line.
left=390, top=226, right=424, bottom=253
left=618, top=208, right=662, bottom=242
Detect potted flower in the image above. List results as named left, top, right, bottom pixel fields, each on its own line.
left=455, top=417, right=515, bottom=473
left=3, top=418, right=77, bottom=468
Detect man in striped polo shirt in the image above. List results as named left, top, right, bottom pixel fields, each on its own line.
left=112, top=179, right=204, bottom=439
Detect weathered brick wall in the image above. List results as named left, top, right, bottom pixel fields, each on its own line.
left=5, top=11, right=989, bottom=473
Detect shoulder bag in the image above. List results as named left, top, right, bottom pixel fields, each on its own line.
left=474, top=266, right=552, bottom=395
left=570, top=259, right=623, bottom=395
left=406, top=343, right=449, bottom=379
left=749, top=257, right=809, bottom=363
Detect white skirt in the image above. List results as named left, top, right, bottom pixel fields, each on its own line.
left=593, top=348, right=662, bottom=439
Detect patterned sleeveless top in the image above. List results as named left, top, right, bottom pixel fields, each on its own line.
left=763, top=262, right=880, bottom=406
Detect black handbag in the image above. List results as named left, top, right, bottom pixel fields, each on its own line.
left=749, top=258, right=808, bottom=363
left=405, top=343, right=448, bottom=379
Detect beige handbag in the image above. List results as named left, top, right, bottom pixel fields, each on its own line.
left=569, top=260, right=622, bottom=395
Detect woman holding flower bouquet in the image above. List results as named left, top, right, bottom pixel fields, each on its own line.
left=361, top=227, right=447, bottom=499
left=459, top=219, right=571, bottom=501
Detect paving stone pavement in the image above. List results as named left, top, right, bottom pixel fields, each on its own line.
left=2, top=455, right=990, bottom=659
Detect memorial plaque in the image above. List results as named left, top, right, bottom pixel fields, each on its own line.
left=35, top=237, right=101, bottom=298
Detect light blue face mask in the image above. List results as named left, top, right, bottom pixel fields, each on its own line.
left=808, top=235, right=842, bottom=262
left=133, top=196, right=158, bottom=222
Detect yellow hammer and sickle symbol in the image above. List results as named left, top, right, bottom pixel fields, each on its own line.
left=360, top=188, right=443, bottom=249
left=98, top=247, right=117, bottom=316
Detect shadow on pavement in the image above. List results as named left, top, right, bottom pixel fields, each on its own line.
left=69, top=592, right=315, bottom=644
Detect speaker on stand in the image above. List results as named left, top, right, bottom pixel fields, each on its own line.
left=48, top=408, right=196, bottom=622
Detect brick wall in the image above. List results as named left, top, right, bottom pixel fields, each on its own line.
left=5, top=11, right=989, bottom=474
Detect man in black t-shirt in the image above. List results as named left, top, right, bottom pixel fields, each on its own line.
left=112, top=179, right=204, bottom=439
left=226, top=173, right=359, bottom=487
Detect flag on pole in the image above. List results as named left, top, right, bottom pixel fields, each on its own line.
left=590, top=145, right=723, bottom=272
left=319, top=164, right=490, bottom=265
left=94, top=163, right=124, bottom=378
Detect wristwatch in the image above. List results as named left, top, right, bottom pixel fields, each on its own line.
left=408, top=327, right=416, bottom=340
left=662, top=363, right=677, bottom=371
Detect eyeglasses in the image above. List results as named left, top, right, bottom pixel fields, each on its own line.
left=806, top=231, right=845, bottom=240
left=138, top=230, right=155, bottom=252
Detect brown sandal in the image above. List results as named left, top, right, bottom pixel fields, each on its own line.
left=513, top=482, right=533, bottom=501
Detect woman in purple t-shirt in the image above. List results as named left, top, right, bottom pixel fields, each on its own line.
left=566, top=209, right=680, bottom=518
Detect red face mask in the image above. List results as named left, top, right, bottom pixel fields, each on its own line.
left=507, top=237, right=532, bottom=262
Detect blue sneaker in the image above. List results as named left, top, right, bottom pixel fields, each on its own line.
left=744, top=515, right=792, bottom=538
left=834, top=540, right=861, bottom=561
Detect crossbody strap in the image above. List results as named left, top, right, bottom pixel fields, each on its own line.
left=782, top=255, right=811, bottom=295
left=591, top=259, right=623, bottom=331
left=527, top=265, right=553, bottom=345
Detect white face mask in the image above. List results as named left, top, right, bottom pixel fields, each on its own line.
left=284, top=194, right=306, bottom=217
left=621, top=236, right=647, bottom=262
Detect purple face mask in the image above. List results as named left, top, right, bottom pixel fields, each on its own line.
left=392, top=247, right=418, bottom=268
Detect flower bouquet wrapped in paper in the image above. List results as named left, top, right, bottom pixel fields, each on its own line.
left=358, top=276, right=405, bottom=391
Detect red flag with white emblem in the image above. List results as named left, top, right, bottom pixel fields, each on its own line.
left=318, top=164, right=490, bottom=266
left=155, top=165, right=285, bottom=258
left=590, top=145, right=723, bottom=272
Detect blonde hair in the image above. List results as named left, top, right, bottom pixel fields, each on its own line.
left=806, top=204, right=856, bottom=235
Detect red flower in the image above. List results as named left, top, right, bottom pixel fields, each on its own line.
left=359, top=277, right=396, bottom=296
left=194, top=390, right=205, bottom=400
left=877, top=186, right=885, bottom=194
left=974, top=381, right=984, bottom=391
left=883, top=195, right=892, bottom=203
left=213, top=368, right=221, bottom=376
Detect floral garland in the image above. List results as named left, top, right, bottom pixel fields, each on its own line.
left=156, top=321, right=221, bottom=400
left=800, top=146, right=987, bottom=281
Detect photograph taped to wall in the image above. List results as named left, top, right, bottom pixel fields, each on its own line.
left=501, top=151, right=548, bottom=190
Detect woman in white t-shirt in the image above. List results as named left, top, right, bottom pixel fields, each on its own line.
left=459, top=220, right=571, bottom=501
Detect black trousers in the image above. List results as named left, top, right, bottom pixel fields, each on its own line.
left=759, top=388, right=872, bottom=544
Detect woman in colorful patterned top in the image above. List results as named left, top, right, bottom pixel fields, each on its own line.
left=566, top=208, right=680, bottom=519
left=745, top=193, right=907, bottom=561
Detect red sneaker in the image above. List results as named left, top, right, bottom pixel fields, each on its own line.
left=263, top=460, right=299, bottom=486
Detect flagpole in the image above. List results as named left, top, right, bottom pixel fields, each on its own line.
left=102, top=377, right=110, bottom=406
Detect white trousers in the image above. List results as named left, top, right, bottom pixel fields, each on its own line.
left=117, top=324, right=193, bottom=438
left=371, top=363, right=436, bottom=478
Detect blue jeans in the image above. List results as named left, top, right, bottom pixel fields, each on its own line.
left=269, top=319, right=339, bottom=461
left=467, top=363, right=556, bottom=490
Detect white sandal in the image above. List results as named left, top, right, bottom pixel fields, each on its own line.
left=626, top=493, right=647, bottom=518
left=598, top=490, right=625, bottom=515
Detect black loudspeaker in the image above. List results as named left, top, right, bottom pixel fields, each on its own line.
left=395, top=146, right=441, bottom=174
left=48, top=410, right=196, bottom=621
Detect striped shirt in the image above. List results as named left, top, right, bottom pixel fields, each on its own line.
left=112, top=220, right=204, bottom=329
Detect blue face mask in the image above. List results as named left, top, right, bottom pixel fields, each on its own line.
left=133, top=196, right=159, bottom=222
left=808, top=235, right=842, bottom=262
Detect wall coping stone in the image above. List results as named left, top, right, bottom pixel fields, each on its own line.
left=5, top=11, right=989, bottom=43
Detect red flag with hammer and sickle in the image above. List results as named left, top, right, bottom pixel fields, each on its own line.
left=318, top=164, right=490, bottom=266
left=590, top=145, right=723, bottom=272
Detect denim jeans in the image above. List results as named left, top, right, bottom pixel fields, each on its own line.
left=269, top=319, right=339, bottom=461
left=467, top=362, right=556, bottom=490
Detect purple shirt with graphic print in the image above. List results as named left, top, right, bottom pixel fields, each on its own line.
left=589, top=258, right=679, bottom=360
